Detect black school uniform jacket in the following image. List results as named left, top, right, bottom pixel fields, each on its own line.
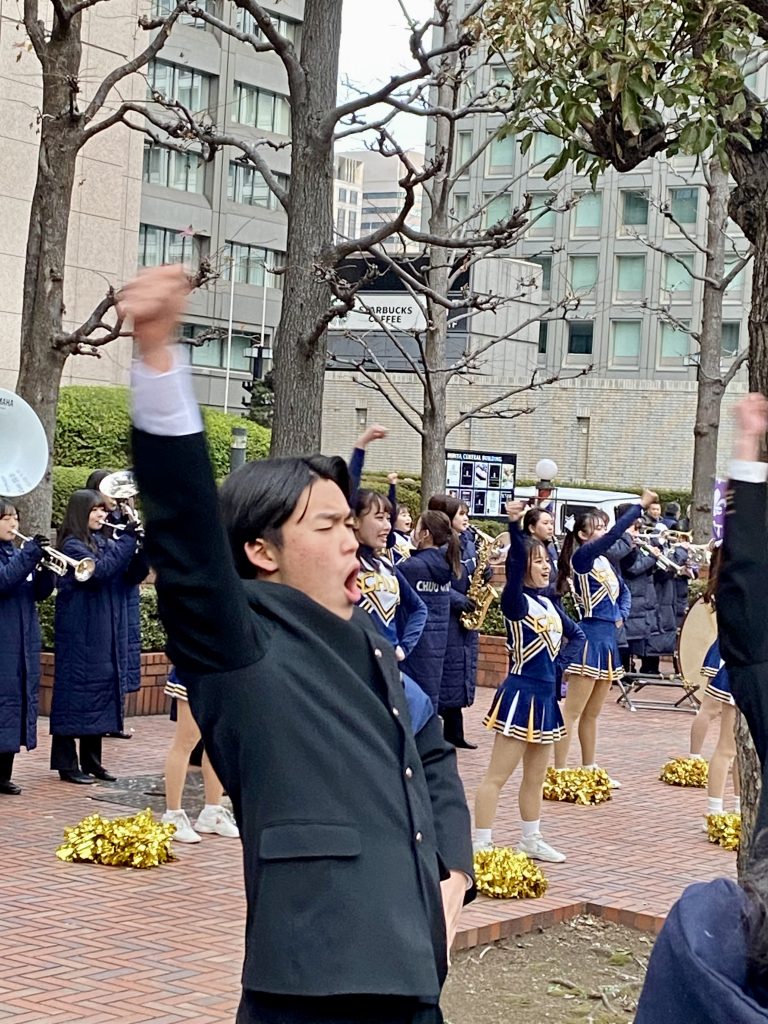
left=132, top=427, right=474, bottom=1000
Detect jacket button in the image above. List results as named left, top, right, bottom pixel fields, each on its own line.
left=374, top=648, right=383, bottom=658
left=415, top=831, right=423, bottom=843
left=392, top=707, right=400, bottom=717
left=405, top=767, right=413, bottom=779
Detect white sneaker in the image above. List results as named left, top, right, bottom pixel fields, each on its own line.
left=162, top=809, right=201, bottom=844
left=517, top=833, right=566, bottom=863
left=194, top=805, right=240, bottom=838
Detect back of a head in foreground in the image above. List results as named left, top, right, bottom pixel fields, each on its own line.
left=218, top=455, right=351, bottom=579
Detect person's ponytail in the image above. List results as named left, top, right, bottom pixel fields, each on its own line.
left=419, top=510, right=461, bottom=578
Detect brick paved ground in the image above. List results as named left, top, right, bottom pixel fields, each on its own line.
left=0, top=696, right=736, bottom=1023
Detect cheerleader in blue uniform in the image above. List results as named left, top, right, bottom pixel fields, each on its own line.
left=353, top=490, right=427, bottom=664
left=701, top=547, right=741, bottom=819
left=473, top=502, right=585, bottom=862
left=553, top=489, right=658, bottom=783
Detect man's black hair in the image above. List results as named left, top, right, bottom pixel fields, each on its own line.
left=219, top=455, right=351, bottom=579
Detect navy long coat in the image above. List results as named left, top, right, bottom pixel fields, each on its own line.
left=0, top=541, right=55, bottom=753
left=51, top=531, right=142, bottom=736
left=399, top=546, right=453, bottom=710
left=106, top=512, right=145, bottom=693
left=439, top=531, right=479, bottom=709
left=619, top=547, right=658, bottom=643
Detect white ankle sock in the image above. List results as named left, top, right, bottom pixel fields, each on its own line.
left=203, top=804, right=220, bottom=814
left=689, top=753, right=704, bottom=761
left=521, top=819, right=540, bottom=839
left=707, top=797, right=723, bottom=815
left=474, top=828, right=492, bottom=847
left=734, top=797, right=742, bottom=814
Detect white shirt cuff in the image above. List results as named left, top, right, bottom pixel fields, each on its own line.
left=131, top=349, right=203, bottom=436
left=729, top=460, right=768, bottom=484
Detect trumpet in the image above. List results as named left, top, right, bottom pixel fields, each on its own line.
left=635, top=536, right=691, bottom=577
left=12, top=529, right=95, bottom=582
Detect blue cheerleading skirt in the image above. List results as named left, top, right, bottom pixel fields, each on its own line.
left=565, top=618, right=624, bottom=683
left=705, top=665, right=734, bottom=706
left=483, top=673, right=566, bottom=743
left=701, top=639, right=721, bottom=678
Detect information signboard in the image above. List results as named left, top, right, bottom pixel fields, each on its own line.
left=445, top=449, right=517, bottom=519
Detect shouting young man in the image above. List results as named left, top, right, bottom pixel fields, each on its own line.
left=120, top=266, right=474, bottom=1024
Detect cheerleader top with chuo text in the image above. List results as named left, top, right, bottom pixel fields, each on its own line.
left=571, top=503, right=643, bottom=621
left=356, top=547, right=427, bottom=655
left=501, top=528, right=584, bottom=685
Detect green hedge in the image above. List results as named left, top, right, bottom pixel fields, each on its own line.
left=201, top=407, right=270, bottom=477
left=52, top=466, right=93, bottom=527
left=38, top=585, right=167, bottom=653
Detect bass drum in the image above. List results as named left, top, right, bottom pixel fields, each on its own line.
left=674, top=596, right=718, bottom=690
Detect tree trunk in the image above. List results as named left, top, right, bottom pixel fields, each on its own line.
left=269, top=0, right=343, bottom=457
left=690, top=159, right=728, bottom=543
left=14, top=17, right=84, bottom=533
left=727, top=142, right=768, bottom=871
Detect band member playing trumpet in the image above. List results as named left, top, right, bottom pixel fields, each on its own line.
left=474, top=501, right=585, bottom=861
left=50, top=490, right=147, bottom=784
left=554, top=491, right=658, bottom=784
left=0, top=500, right=54, bottom=795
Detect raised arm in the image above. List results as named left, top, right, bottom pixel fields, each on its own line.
left=119, top=267, right=257, bottom=676
left=500, top=502, right=528, bottom=621
left=719, top=394, right=768, bottom=668
left=347, top=424, right=387, bottom=506
left=572, top=493, right=655, bottom=573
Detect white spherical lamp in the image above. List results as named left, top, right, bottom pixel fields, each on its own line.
left=535, top=458, right=558, bottom=483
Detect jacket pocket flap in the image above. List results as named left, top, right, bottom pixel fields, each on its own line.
left=259, top=823, right=362, bottom=861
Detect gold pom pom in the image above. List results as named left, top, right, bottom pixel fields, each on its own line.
left=473, top=847, right=548, bottom=899
left=706, top=812, right=741, bottom=851
left=660, top=757, right=709, bottom=787
left=543, top=766, right=612, bottom=805
left=55, top=808, right=177, bottom=868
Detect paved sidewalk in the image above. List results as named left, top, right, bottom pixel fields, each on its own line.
left=0, top=697, right=735, bottom=1023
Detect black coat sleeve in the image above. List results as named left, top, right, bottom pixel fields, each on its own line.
left=414, top=714, right=476, bottom=903
left=132, top=428, right=257, bottom=675
left=718, top=479, right=768, bottom=668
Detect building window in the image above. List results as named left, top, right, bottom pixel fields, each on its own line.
left=235, top=7, right=300, bottom=45
left=453, top=193, right=469, bottom=224
left=138, top=224, right=198, bottom=267
left=336, top=156, right=360, bottom=185
left=668, top=187, right=698, bottom=227
left=335, top=207, right=346, bottom=235
left=614, top=254, right=646, bottom=300
left=568, top=255, right=598, bottom=296
left=528, top=194, right=556, bottom=237
left=232, top=82, right=290, bottom=134
left=611, top=321, right=642, bottom=366
left=490, top=64, right=512, bottom=101
left=531, top=133, right=560, bottom=174
left=659, top=322, right=690, bottom=367
left=662, top=254, right=694, bottom=299
left=228, top=162, right=287, bottom=209
left=151, top=0, right=215, bottom=27
left=537, top=321, right=548, bottom=354
left=224, top=242, right=285, bottom=289
left=483, top=193, right=512, bottom=227
left=620, top=190, right=649, bottom=230
left=456, top=131, right=474, bottom=176
left=143, top=143, right=203, bottom=193
left=572, top=191, right=602, bottom=237
left=337, top=187, right=348, bottom=204
left=486, top=130, right=515, bottom=175
left=721, top=322, right=741, bottom=358
left=529, top=255, right=551, bottom=295
left=184, top=323, right=263, bottom=372
left=348, top=210, right=357, bottom=236
left=147, top=61, right=211, bottom=112
left=724, top=256, right=746, bottom=299
left=567, top=321, right=593, bottom=355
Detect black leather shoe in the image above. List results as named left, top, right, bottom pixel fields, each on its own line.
left=59, top=769, right=96, bottom=785
left=105, top=731, right=132, bottom=740
left=89, top=767, right=117, bottom=782
left=0, top=780, right=21, bottom=795
left=452, top=739, right=478, bottom=750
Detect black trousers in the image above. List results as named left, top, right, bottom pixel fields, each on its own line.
left=439, top=706, right=466, bottom=745
left=236, top=992, right=443, bottom=1024
left=50, top=734, right=103, bottom=774
left=0, top=752, right=14, bottom=783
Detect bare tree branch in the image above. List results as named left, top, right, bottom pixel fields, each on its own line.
left=22, top=0, right=47, bottom=63
left=447, top=366, right=593, bottom=430
left=722, top=349, right=749, bottom=386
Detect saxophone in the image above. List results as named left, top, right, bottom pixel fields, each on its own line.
left=460, top=528, right=499, bottom=630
